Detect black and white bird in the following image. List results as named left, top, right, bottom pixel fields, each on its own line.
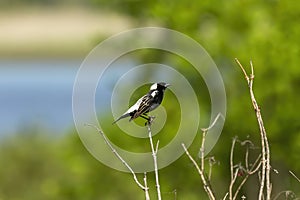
left=112, top=82, right=170, bottom=124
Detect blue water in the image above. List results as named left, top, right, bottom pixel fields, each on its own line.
left=0, top=59, right=139, bottom=136
left=0, top=60, right=80, bottom=135
left=0, top=59, right=176, bottom=136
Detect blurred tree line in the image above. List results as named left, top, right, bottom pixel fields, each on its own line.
left=1, top=0, right=300, bottom=199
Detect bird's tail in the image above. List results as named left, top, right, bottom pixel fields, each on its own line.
left=112, top=113, right=130, bottom=124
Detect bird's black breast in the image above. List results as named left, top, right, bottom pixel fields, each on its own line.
left=153, top=90, right=163, bottom=104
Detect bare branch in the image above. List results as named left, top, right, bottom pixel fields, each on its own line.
left=250, top=60, right=254, bottom=80
left=155, top=140, right=160, bottom=154
left=273, top=190, right=297, bottom=200
left=289, top=170, right=300, bottom=183
left=207, top=156, right=217, bottom=181
left=143, top=173, right=150, bottom=200
left=245, top=146, right=249, bottom=171
left=147, top=123, right=162, bottom=200
left=181, top=113, right=223, bottom=199
left=240, top=139, right=254, bottom=170
left=223, top=192, right=229, bottom=200
left=235, top=59, right=271, bottom=200
left=229, top=168, right=239, bottom=200
left=86, top=124, right=147, bottom=191
left=173, top=189, right=177, bottom=200
left=201, top=113, right=225, bottom=132
left=235, top=58, right=250, bottom=84
left=208, top=161, right=212, bottom=181
left=229, top=137, right=237, bottom=200
left=248, top=154, right=262, bottom=175
left=200, top=130, right=206, bottom=172
left=182, top=143, right=215, bottom=200
left=233, top=154, right=262, bottom=200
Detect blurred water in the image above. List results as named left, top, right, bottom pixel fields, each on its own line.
left=0, top=59, right=174, bottom=136
left=0, top=60, right=80, bottom=136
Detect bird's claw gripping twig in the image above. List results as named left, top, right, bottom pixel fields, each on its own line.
left=145, top=116, right=156, bottom=126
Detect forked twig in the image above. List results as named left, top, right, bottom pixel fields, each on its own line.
left=229, top=137, right=262, bottom=200
left=182, top=143, right=215, bottom=200
left=233, top=154, right=262, bottom=200
left=201, top=113, right=225, bottom=132
left=181, top=113, right=223, bottom=200
left=235, top=58, right=271, bottom=200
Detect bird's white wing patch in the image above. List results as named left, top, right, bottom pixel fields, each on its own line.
left=126, top=96, right=144, bottom=113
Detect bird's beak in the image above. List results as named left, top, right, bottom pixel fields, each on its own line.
left=165, top=83, right=171, bottom=88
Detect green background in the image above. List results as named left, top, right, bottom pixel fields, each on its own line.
left=1, top=0, right=299, bottom=199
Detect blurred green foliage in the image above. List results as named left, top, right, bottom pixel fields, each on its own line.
left=1, top=0, right=300, bottom=199
left=92, top=0, right=300, bottom=191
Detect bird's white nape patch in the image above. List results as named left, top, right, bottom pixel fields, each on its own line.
left=150, top=83, right=158, bottom=90
left=150, top=90, right=158, bottom=97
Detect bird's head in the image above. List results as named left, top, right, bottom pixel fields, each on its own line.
left=150, top=82, right=171, bottom=91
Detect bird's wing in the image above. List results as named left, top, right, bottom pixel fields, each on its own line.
left=112, top=96, right=145, bottom=124
left=126, top=96, right=144, bottom=113
left=132, top=94, right=153, bottom=120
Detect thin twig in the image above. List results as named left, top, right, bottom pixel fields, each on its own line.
left=155, top=140, right=160, bottom=154
left=229, top=137, right=237, bottom=200
left=144, top=173, right=150, bottom=200
left=200, top=113, right=224, bottom=170
left=147, top=123, right=161, bottom=200
left=250, top=60, right=272, bottom=200
left=245, top=144, right=249, bottom=170
left=223, top=192, right=229, bottom=200
left=201, top=113, right=225, bottom=132
left=233, top=154, right=262, bottom=200
left=208, top=157, right=215, bottom=181
left=273, top=190, right=296, bottom=200
left=173, top=189, right=177, bottom=200
left=200, top=130, right=206, bottom=172
left=230, top=137, right=237, bottom=181
left=248, top=154, right=262, bottom=175
left=86, top=124, right=147, bottom=190
left=229, top=168, right=240, bottom=200
left=182, top=143, right=215, bottom=200
left=289, top=170, right=300, bottom=183
left=181, top=113, right=223, bottom=200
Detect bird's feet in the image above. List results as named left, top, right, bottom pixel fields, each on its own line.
left=145, top=116, right=156, bottom=126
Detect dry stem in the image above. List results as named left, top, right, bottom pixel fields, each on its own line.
left=273, top=190, right=297, bottom=200
left=181, top=113, right=223, bottom=200
left=143, top=173, right=150, bottom=200
left=229, top=137, right=237, bottom=200
left=289, top=170, right=300, bottom=183
left=86, top=124, right=149, bottom=197
left=147, top=123, right=161, bottom=200
left=235, top=58, right=272, bottom=200
left=182, top=143, right=215, bottom=200
left=233, top=154, right=262, bottom=200
left=228, top=136, right=262, bottom=200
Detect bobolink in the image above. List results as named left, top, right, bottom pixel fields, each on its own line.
left=112, top=82, right=170, bottom=124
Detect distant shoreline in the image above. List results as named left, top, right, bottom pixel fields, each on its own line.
left=0, top=7, right=132, bottom=58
